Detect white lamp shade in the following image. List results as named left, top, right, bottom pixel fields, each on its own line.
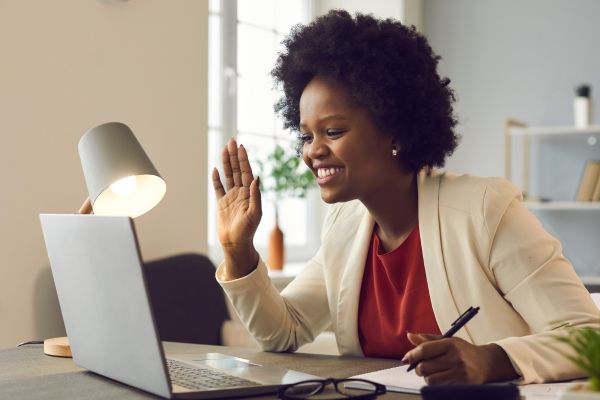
left=78, top=122, right=166, bottom=218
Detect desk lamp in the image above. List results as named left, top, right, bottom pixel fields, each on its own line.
left=43, top=122, right=166, bottom=357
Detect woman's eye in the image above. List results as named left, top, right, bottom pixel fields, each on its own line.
left=326, top=129, right=345, bottom=137
left=298, top=134, right=313, bottom=143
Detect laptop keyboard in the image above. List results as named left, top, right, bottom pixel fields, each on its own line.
left=166, top=359, right=259, bottom=391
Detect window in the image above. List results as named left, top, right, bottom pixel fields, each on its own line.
left=208, top=0, right=323, bottom=263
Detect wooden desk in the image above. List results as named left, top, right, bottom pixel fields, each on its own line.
left=0, top=342, right=420, bottom=399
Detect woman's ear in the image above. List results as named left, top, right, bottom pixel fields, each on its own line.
left=390, top=140, right=401, bottom=157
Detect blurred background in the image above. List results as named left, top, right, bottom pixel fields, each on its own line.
left=0, top=0, right=598, bottom=349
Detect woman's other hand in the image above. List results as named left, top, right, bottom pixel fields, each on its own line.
left=401, top=332, right=519, bottom=384
left=78, top=198, right=93, bottom=214
left=212, top=138, right=261, bottom=279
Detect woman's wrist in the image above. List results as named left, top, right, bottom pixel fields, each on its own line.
left=481, top=343, right=520, bottom=382
left=221, top=245, right=259, bottom=280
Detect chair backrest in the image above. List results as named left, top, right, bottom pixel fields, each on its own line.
left=144, top=253, right=229, bottom=345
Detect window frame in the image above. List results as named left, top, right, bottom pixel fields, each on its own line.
left=208, top=0, right=324, bottom=264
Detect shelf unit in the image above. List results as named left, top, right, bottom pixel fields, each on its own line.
left=504, top=119, right=600, bottom=210
left=504, top=119, right=600, bottom=279
left=507, top=124, right=600, bottom=137
left=524, top=201, right=600, bottom=210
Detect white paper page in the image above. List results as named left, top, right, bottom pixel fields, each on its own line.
left=518, top=382, right=575, bottom=400
left=351, top=364, right=580, bottom=398
left=351, top=366, right=578, bottom=398
left=349, top=365, right=426, bottom=394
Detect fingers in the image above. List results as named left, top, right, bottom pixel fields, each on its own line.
left=248, top=177, right=262, bottom=219
left=415, top=354, right=458, bottom=377
left=403, top=336, right=489, bottom=384
left=413, top=348, right=475, bottom=384
left=422, top=368, right=460, bottom=385
left=238, top=144, right=254, bottom=187
left=227, top=138, right=242, bottom=187
left=221, top=145, right=234, bottom=190
left=221, top=138, right=252, bottom=190
left=407, top=332, right=442, bottom=346
left=402, top=338, right=451, bottom=367
left=212, top=168, right=226, bottom=199
left=77, top=198, right=93, bottom=214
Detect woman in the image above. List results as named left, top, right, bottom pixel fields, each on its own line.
left=212, top=10, right=597, bottom=385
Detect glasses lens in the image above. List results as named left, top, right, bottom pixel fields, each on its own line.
left=336, top=380, right=378, bottom=396
left=284, top=381, right=323, bottom=398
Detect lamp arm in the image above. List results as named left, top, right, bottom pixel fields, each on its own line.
left=77, top=198, right=93, bottom=215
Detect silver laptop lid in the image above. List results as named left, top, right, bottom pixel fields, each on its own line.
left=40, top=214, right=171, bottom=399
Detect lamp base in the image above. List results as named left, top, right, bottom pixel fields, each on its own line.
left=43, top=336, right=72, bottom=358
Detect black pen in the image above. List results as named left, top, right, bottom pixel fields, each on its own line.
left=406, top=306, right=480, bottom=372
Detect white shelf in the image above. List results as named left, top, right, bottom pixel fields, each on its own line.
left=581, top=276, right=600, bottom=285
left=508, top=125, right=600, bottom=136
left=524, top=201, right=600, bottom=210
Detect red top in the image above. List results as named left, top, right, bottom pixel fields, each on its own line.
left=358, top=225, right=441, bottom=358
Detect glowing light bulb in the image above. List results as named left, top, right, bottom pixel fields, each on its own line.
left=110, top=176, right=137, bottom=196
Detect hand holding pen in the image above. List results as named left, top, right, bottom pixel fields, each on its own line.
left=399, top=305, right=518, bottom=384
left=407, top=306, right=480, bottom=372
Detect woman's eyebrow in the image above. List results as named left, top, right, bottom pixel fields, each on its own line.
left=300, top=114, right=348, bottom=130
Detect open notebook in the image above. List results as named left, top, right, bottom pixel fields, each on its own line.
left=350, top=365, right=577, bottom=399
left=350, top=365, right=425, bottom=394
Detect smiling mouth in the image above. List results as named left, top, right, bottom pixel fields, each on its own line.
left=316, top=167, right=344, bottom=185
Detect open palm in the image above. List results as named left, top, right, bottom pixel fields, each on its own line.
left=212, top=139, right=262, bottom=249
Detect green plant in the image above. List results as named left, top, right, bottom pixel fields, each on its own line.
left=256, top=144, right=315, bottom=204
left=555, top=326, right=600, bottom=391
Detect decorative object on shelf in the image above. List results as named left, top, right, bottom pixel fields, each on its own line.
left=594, top=177, right=600, bottom=202
left=257, top=143, right=315, bottom=270
left=576, top=160, right=600, bottom=202
left=575, top=84, right=594, bottom=129
left=43, top=122, right=166, bottom=358
left=505, top=119, right=600, bottom=208
left=554, top=326, right=600, bottom=399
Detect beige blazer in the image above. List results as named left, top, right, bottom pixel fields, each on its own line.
left=217, top=170, right=599, bottom=384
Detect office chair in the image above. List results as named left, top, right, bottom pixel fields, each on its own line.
left=144, top=253, right=229, bottom=345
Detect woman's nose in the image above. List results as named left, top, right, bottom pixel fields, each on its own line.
left=305, top=135, right=329, bottom=160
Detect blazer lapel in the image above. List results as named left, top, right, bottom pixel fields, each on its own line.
left=335, top=209, right=374, bottom=356
left=418, top=171, right=471, bottom=342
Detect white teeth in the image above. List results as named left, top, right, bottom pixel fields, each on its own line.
left=317, top=167, right=342, bottom=178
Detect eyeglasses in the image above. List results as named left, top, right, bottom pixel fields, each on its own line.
left=278, top=378, right=386, bottom=399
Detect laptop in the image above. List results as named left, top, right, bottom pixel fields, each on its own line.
left=39, top=214, right=319, bottom=399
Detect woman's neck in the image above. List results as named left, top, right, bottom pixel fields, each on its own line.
left=362, top=172, right=418, bottom=253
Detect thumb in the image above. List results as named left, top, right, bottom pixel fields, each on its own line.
left=407, top=332, right=442, bottom=346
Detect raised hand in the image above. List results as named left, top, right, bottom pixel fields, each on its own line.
left=212, top=138, right=262, bottom=278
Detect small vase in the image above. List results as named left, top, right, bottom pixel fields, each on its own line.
left=267, top=211, right=284, bottom=270
left=574, top=96, right=593, bottom=129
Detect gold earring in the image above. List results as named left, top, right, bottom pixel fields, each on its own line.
left=392, top=148, right=398, bottom=156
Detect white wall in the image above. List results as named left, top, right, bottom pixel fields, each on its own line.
left=0, top=0, right=208, bottom=348
left=423, top=0, right=600, bottom=276
left=313, top=0, right=422, bottom=30
left=423, top=0, right=600, bottom=177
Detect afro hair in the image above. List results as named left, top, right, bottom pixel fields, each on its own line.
left=271, top=9, right=459, bottom=172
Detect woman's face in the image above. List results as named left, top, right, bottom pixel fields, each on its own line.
left=299, top=77, right=402, bottom=204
